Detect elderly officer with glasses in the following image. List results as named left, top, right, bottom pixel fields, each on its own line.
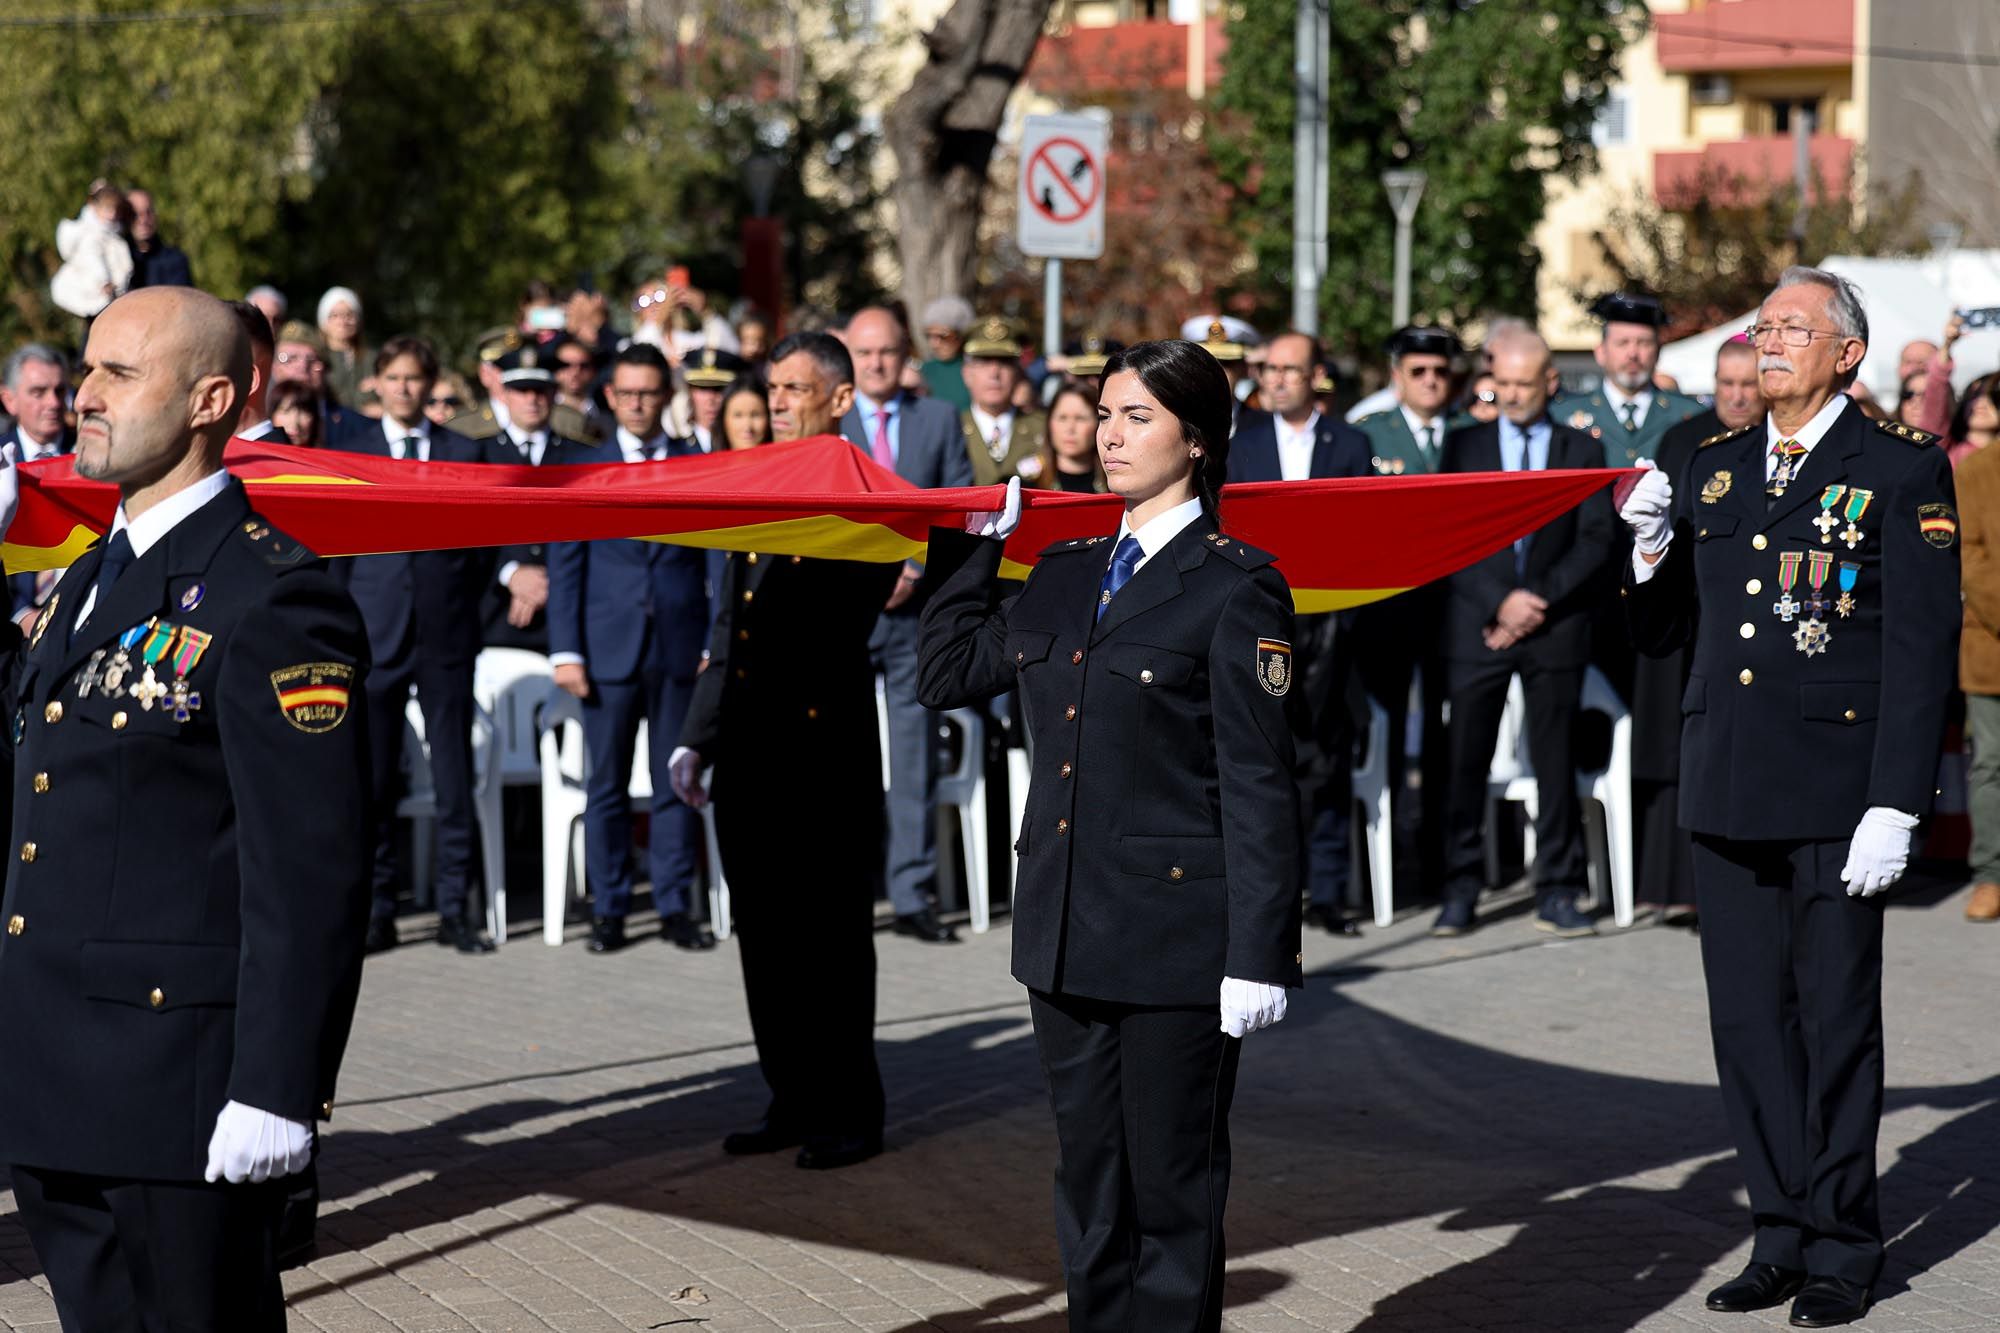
left=1620, top=267, right=1960, bottom=1329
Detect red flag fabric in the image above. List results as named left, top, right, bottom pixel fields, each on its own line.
left=3, top=436, right=1629, bottom=613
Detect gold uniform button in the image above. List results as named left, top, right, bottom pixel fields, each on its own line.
left=1295, top=952, right=1304, bottom=964
left=806, top=707, right=819, bottom=720
left=111, top=712, right=128, bottom=730
left=790, top=555, right=802, bottom=564
left=1697, top=528, right=1708, bottom=539
left=1169, top=866, right=1184, bottom=880
left=18, top=843, right=35, bottom=864
left=1064, top=705, right=1077, bottom=721
left=1071, top=650, right=1083, bottom=664
left=42, top=702, right=61, bottom=724
left=734, top=668, right=746, bottom=680
left=1056, top=819, right=1069, bottom=835
left=1739, top=669, right=1754, bottom=685
left=5, top=915, right=21, bottom=937
left=1139, top=669, right=1154, bottom=684
left=31, top=773, right=48, bottom=794
left=1739, top=622, right=1755, bottom=639
left=737, top=629, right=750, bottom=641
left=149, top=988, right=165, bottom=1009
left=1747, top=579, right=1763, bottom=595
left=1059, top=762, right=1073, bottom=778
left=1015, top=651, right=1024, bottom=663
left=746, top=553, right=759, bottom=565
left=1844, top=708, right=1858, bottom=722
left=1752, top=534, right=1768, bottom=551
left=741, top=590, right=755, bottom=604
left=320, top=1100, right=334, bottom=1119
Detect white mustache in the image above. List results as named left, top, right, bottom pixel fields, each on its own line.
left=1759, top=355, right=1796, bottom=374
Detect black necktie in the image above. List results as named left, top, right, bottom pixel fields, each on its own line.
left=71, top=529, right=134, bottom=646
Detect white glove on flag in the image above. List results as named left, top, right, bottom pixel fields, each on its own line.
left=1840, top=806, right=1919, bottom=897
left=1620, top=459, right=1673, bottom=554
left=204, top=1100, right=314, bottom=1184
left=1219, top=976, right=1287, bottom=1039
left=965, top=476, right=1022, bottom=539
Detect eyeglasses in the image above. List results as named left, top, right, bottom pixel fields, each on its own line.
left=924, top=328, right=962, bottom=342
left=428, top=395, right=463, bottom=409
left=1745, top=323, right=1846, bottom=348
left=608, top=388, right=667, bottom=403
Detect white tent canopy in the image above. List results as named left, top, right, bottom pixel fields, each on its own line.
left=1658, top=251, right=2000, bottom=403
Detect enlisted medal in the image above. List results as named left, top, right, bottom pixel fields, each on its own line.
left=1835, top=561, right=1860, bottom=618
left=1813, top=485, right=1846, bottom=543
left=168, top=675, right=202, bottom=723
left=129, top=665, right=168, bottom=711
left=179, top=582, right=205, bottom=612
left=1804, top=550, right=1833, bottom=619
left=1793, top=619, right=1831, bottom=657
left=1840, top=488, right=1874, bottom=550
left=1772, top=550, right=1804, bottom=622
left=75, top=650, right=108, bottom=699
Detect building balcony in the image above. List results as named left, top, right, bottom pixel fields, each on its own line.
left=1655, top=0, right=1854, bottom=73
left=1654, top=134, right=1855, bottom=208
left=1030, top=17, right=1225, bottom=96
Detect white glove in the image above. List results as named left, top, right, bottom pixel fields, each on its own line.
left=667, top=746, right=708, bottom=809
left=1840, top=806, right=1918, bottom=897
left=965, top=476, right=1022, bottom=539
left=204, top=1100, right=314, bottom=1184
left=1219, top=976, right=1288, bottom=1039
left=0, top=442, right=19, bottom=545
left=1620, top=459, right=1673, bottom=554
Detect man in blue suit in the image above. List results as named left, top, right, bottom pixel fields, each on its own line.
left=1, top=344, right=75, bottom=631
left=548, top=344, right=715, bottom=953
left=841, top=307, right=975, bottom=942
left=1228, top=331, right=1373, bottom=937
left=332, top=335, right=496, bottom=955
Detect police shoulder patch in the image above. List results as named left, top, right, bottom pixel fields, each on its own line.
left=1204, top=531, right=1277, bottom=570
left=1876, top=417, right=1939, bottom=447
left=1256, top=638, right=1292, bottom=696
left=237, top=515, right=314, bottom=567
left=1699, top=424, right=1756, bottom=449
left=1918, top=502, right=1959, bottom=548
left=271, top=661, right=354, bottom=732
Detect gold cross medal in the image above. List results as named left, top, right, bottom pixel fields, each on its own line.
left=1835, top=561, right=1859, bottom=618
left=1840, top=488, right=1874, bottom=550
left=1813, top=486, right=1846, bottom=543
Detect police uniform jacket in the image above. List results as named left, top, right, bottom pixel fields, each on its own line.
left=1555, top=387, right=1705, bottom=468
left=917, top=522, right=1304, bottom=1007
left=0, top=480, right=371, bottom=1180
left=1625, top=401, right=1961, bottom=840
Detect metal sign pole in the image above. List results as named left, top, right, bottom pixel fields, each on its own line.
left=1044, top=259, right=1063, bottom=375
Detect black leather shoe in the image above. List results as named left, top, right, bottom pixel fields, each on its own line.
left=1789, top=1276, right=1870, bottom=1327
left=436, top=917, right=496, bottom=954
left=660, top=912, right=716, bottom=951
left=1304, top=904, right=1363, bottom=937
left=1431, top=900, right=1474, bottom=937
left=796, top=1134, right=883, bottom=1170
left=587, top=917, right=626, bottom=954
left=1535, top=893, right=1598, bottom=938
left=1705, top=1262, right=1808, bottom=1312
left=892, top=907, right=959, bottom=943
left=364, top=917, right=399, bottom=955
left=722, top=1121, right=803, bottom=1156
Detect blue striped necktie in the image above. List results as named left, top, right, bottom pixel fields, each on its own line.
left=1096, top=535, right=1142, bottom=621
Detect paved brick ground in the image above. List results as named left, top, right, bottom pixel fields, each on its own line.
left=3, top=871, right=1997, bottom=1331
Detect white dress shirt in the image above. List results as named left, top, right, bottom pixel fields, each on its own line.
left=1115, top=494, right=1206, bottom=575
left=691, top=424, right=714, bottom=455
left=1400, top=404, right=1443, bottom=465
left=386, top=418, right=430, bottom=462
left=616, top=426, right=669, bottom=464
left=969, top=407, right=1016, bottom=454
left=1603, top=382, right=1654, bottom=431
left=1273, top=411, right=1319, bottom=482
left=11, top=427, right=61, bottom=461
left=503, top=427, right=549, bottom=467
left=75, top=469, right=233, bottom=630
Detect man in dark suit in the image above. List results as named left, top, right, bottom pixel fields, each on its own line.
left=229, top=299, right=289, bottom=445
left=842, top=306, right=975, bottom=942
left=1, top=345, right=76, bottom=632
left=669, top=331, right=901, bottom=1170
left=1230, top=332, right=1372, bottom=934
left=332, top=335, right=495, bottom=955
left=547, top=344, right=715, bottom=953
left=477, top=342, right=573, bottom=652
left=0, top=288, right=370, bottom=1331
left=1630, top=336, right=1764, bottom=919
left=1434, top=325, right=1614, bottom=938
left=123, top=188, right=194, bottom=289
left=1622, top=268, right=1961, bottom=1326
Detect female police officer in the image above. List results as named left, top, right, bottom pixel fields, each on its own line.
left=918, top=339, right=1303, bottom=1332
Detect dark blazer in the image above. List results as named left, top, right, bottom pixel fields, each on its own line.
left=545, top=437, right=712, bottom=683
left=1225, top=409, right=1371, bottom=484
left=1439, top=418, right=1615, bottom=667
left=1627, top=402, right=1961, bottom=840
left=328, top=421, right=490, bottom=669
left=0, top=481, right=371, bottom=1179
left=476, top=431, right=575, bottom=653
left=917, top=522, right=1304, bottom=1006
left=841, top=393, right=974, bottom=491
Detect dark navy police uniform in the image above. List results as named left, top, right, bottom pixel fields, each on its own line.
left=1626, top=397, right=1960, bottom=1286
left=918, top=503, right=1302, bottom=1333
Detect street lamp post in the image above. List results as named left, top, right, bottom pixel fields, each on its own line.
left=1381, top=169, right=1427, bottom=329
left=1292, top=0, right=1329, bottom=334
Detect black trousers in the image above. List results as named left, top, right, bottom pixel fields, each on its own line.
left=365, top=652, right=478, bottom=922
left=1028, top=990, right=1241, bottom=1333
left=10, top=1165, right=287, bottom=1332
left=715, top=800, right=884, bottom=1146
left=1691, top=835, right=1885, bottom=1285
left=1358, top=606, right=1450, bottom=892
left=1443, top=653, right=1587, bottom=905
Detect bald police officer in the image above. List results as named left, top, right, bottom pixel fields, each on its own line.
left=0, top=288, right=372, bottom=1330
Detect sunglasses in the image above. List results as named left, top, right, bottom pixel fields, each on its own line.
left=1403, top=365, right=1450, bottom=380
left=428, top=395, right=463, bottom=408
left=557, top=359, right=594, bottom=372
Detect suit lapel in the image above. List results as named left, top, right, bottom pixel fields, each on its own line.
left=1091, top=522, right=1204, bottom=643
left=1309, top=419, right=1338, bottom=479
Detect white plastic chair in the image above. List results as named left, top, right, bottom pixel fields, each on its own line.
left=395, top=695, right=436, bottom=903
left=1484, top=666, right=1635, bottom=928
left=936, top=709, right=989, bottom=931
left=469, top=649, right=556, bottom=946
left=1351, top=699, right=1395, bottom=926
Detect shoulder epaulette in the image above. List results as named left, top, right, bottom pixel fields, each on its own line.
left=1199, top=530, right=1277, bottom=569
left=1354, top=411, right=1381, bottom=425
left=1875, top=417, right=1939, bottom=447
left=1041, top=534, right=1113, bottom=557
left=237, top=515, right=314, bottom=567
left=1699, top=423, right=1757, bottom=449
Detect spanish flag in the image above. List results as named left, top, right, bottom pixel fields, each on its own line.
left=3, top=436, right=1627, bottom=614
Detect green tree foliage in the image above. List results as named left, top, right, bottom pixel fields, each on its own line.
left=1212, top=0, right=1642, bottom=360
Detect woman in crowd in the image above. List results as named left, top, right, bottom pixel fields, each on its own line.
left=268, top=378, right=323, bottom=449
left=719, top=378, right=771, bottom=450
left=426, top=371, right=475, bottom=430
left=1917, top=313, right=1998, bottom=467
left=917, top=339, right=1299, bottom=1333
left=317, top=286, right=371, bottom=408
left=1023, top=383, right=1106, bottom=492
left=1454, top=371, right=1499, bottom=426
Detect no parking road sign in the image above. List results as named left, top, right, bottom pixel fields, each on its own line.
left=1018, top=113, right=1107, bottom=260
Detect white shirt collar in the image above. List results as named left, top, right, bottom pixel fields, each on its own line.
left=1399, top=403, right=1441, bottom=437
left=970, top=406, right=1014, bottom=441
left=1275, top=409, right=1320, bottom=443
left=111, top=469, right=233, bottom=559
left=237, top=418, right=272, bottom=441
left=1765, top=393, right=1851, bottom=454
left=855, top=391, right=899, bottom=420
left=13, top=425, right=56, bottom=459
left=1602, top=381, right=1654, bottom=415
left=1115, top=495, right=1207, bottom=566
left=616, top=425, right=668, bottom=461
left=387, top=416, right=428, bottom=450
